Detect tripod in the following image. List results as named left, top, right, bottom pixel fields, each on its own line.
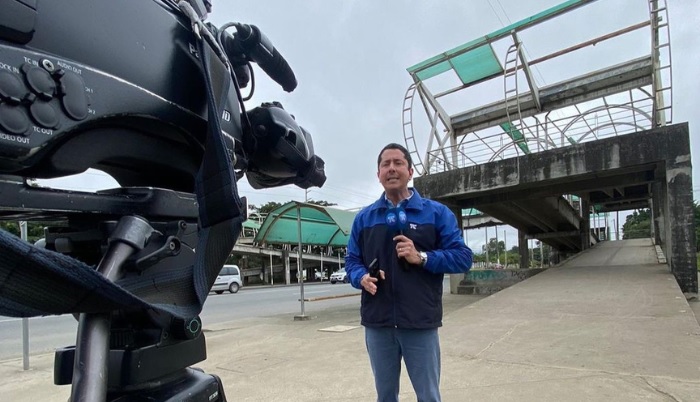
left=0, top=177, right=229, bottom=401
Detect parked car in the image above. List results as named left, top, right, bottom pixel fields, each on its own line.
left=330, top=268, right=348, bottom=284
left=211, top=265, right=243, bottom=294
left=314, top=270, right=327, bottom=281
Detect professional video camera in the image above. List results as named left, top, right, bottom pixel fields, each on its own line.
left=0, top=0, right=326, bottom=401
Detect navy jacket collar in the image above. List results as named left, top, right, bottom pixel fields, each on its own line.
left=369, top=188, right=424, bottom=212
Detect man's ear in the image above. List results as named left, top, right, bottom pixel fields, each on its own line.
left=408, top=167, right=414, bottom=180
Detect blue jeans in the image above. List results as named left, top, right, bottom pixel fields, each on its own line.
left=365, top=326, right=441, bottom=402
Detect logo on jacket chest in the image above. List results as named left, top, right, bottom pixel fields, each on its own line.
left=409, top=223, right=417, bottom=230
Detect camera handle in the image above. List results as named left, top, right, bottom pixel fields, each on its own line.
left=70, top=216, right=154, bottom=402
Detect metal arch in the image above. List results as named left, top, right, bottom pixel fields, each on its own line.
left=560, top=104, right=653, bottom=139
left=576, top=122, right=649, bottom=144
left=488, top=137, right=556, bottom=163
left=401, top=83, right=426, bottom=176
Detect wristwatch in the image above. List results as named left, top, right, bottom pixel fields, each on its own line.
left=419, top=251, right=428, bottom=266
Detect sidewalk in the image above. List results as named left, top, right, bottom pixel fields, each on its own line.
left=2, top=239, right=700, bottom=401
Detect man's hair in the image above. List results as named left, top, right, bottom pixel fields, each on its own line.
left=377, top=143, right=412, bottom=169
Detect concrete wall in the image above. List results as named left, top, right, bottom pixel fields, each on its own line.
left=455, top=268, right=547, bottom=295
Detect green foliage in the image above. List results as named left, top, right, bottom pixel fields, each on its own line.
left=251, top=200, right=337, bottom=217
left=256, top=202, right=283, bottom=215
left=694, top=200, right=699, bottom=252
left=0, top=221, right=45, bottom=243
left=622, top=208, right=652, bottom=239
left=0, top=221, right=19, bottom=236
left=307, top=200, right=337, bottom=207
left=482, top=238, right=505, bottom=256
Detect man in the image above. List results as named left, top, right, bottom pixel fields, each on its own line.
left=345, top=143, right=473, bottom=402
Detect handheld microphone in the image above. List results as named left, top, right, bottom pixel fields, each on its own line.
left=385, top=208, right=399, bottom=234
left=385, top=206, right=408, bottom=235
left=386, top=206, right=409, bottom=270
left=397, top=206, right=408, bottom=234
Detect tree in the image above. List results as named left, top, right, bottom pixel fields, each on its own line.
left=307, top=200, right=337, bottom=207
left=254, top=200, right=337, bottom=216
left=257, top=201, right=283, bottom=216
left=482, top=238, right=505, bottom=261
left=622, top=208, right=652, bottom=239
left=0, top=221, right=45, bottom=243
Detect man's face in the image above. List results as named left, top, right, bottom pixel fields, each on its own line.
left=377, top=148, right=413, bottom=192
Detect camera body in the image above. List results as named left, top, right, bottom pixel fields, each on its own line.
left=0, top=0, right=324, bottom=193
left=0, top=1, right=326, bottom=400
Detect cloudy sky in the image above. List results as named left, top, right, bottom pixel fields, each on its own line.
left=40, top=0, right=700, bottom=251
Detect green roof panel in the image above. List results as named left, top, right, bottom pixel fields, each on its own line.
left=415, top=61, right=452, bottom=81
left=500, top=122, right=531, bottom=154
left=407, top=0, right=593, bottom=80
left=253, top=202, right=357, bottom=247
left=451, top=45, right=502, bottom=85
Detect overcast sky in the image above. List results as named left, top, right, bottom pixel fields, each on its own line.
left=39, top=0, right=700, bottom=251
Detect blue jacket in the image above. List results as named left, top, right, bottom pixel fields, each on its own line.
left=345, top=189, right=473, bottom=329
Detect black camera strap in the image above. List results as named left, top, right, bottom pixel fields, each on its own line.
left=0, top=8, right=244, bottom=319
left=190, top=27, right=245, bottom=310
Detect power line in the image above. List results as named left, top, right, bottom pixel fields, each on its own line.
left=313, top=184, right=377, bottom=202
left=487, top=0, right=506, bottom=26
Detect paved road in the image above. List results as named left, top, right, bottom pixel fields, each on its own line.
left=0, top=282, right=360, bottom=361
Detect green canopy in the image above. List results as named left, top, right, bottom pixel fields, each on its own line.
left=253, top=202, right=357, bottom=247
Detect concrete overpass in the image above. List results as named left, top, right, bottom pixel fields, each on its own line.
left=415, top=124, right=697, bottom=294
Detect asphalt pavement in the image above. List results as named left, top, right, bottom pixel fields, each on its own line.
left=1, top=238, right=699, bottom=401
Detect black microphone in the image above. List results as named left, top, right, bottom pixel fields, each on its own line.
left=223, top=23, right=298, bottom=92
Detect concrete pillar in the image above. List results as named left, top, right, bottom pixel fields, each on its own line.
left=580, top=199, right=591, bottom=250
left=664, top=149, right=697, bottom=294
left=283, top=250, right=291, bottom=285
left=518, top=230, right=529, bottom=269
left=651, top=180, right=666, bottom=246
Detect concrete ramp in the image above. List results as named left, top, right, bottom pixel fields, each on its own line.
left=439, top=239, right=700, bottom=401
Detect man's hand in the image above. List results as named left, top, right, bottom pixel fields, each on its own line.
left=393, top=235, right=421, bottom=265
left=360, top=271, right=385, bottom=295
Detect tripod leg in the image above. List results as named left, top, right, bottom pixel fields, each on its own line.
left=211, top=374, right=229, bottom=401
left=69, top=217, right=154, bottom=402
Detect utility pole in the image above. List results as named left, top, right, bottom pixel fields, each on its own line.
left=503, top=229, right=507, bottom=268
left=495, top=227, right=500, bottom=265
left=20, top=221, right=29, bottom=370
left=484, top=227, right=489, bottom=268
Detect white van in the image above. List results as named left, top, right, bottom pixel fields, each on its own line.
left=211, top=265, right=243, bottom=294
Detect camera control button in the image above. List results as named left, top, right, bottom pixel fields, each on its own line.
left=0, top=70, right=27, bottom=104
left=29, top=101, right=59, bottom=129
left=59, top=72, right=88, bottom=120
left=0, top=103, right=30, bottom=135
left=22, top=64, right=55, bottom=100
